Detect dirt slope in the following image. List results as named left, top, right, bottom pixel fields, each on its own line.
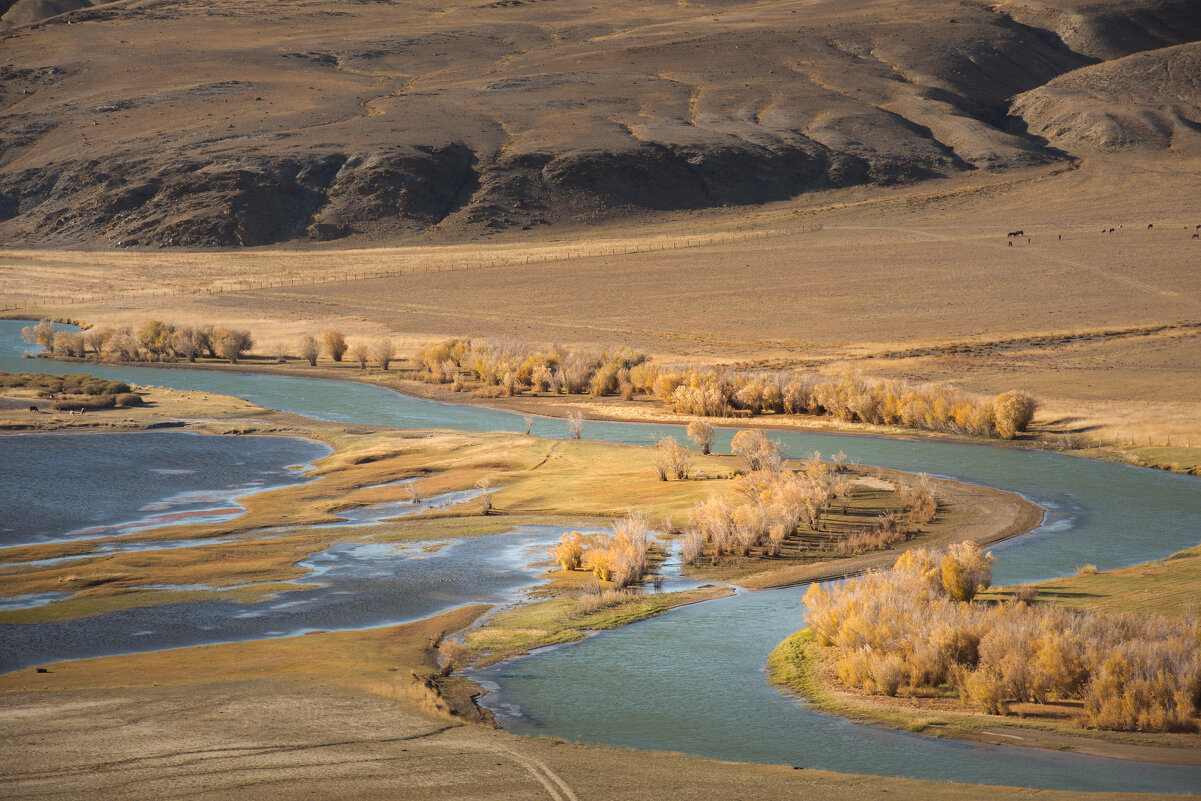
left=0, top=0, right=1196, bottom=247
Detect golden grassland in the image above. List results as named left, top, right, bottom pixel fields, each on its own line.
left=463, top=585, right=736, bottom=667
left=985, top=543, right=1201, bottom=618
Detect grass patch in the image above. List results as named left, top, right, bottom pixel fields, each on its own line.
left=467, top=585, right=734, bottom=664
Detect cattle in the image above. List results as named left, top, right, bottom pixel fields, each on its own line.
left=28, top=405, right=38, bottom=412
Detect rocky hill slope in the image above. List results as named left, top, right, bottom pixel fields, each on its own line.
left=1, top=0, right=1198, bottom=247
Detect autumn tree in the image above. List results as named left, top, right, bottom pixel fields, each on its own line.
left=214, top=328, right=253, bottom=364
left=321, top=328, right=348, bottom=363
left=687, top=419, right=715, bottom=455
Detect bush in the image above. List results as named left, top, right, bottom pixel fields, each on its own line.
left=651, top=436, right=692, bottom=481
left=52, top=395, right=116, bottom=410
left=941, top=541, right=994, bottom=602
left=802, top=546, right=1201, bottom=731
left=321, top=329, right=348, bottom=362
left=114, top=392, right=144, bottom=407
left=994, top=390, right=1038, bottom=439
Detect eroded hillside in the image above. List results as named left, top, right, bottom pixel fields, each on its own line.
left=0, top=0, right=1198, bottom=246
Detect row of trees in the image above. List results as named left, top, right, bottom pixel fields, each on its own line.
left=22, top=320, right=253, bottom=363
left=420, top=338, right=648, bottom=397
left=296, top=329, right=394, bottom=369
left=22, top=320, right=397, bottom=370
left=548, top=513, right=652, bottom=588
left=803, top=545, right=1201, bottom=731
left=416, top=337, right=1038, bottom=439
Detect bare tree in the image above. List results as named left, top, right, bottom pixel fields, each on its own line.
left=686, top=419, right=715, bottom=455
left=372, top=339, right=394, bottom=371
left=321, top=328, right=348, bottom=363
left=300, top=335, right=321, bottom=366
left=351, top=342, right=370, bottom=369
left=523, top=415, right=534, bottom=435
left=272, top=342, right=289, bottom=363
left=476, top=477, right=494, bottom=515
left=566, top=409, right=584, bottom=439
left=21, top=320, right=57, bottom=352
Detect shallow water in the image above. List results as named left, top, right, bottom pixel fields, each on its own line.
left=0, top=526, right=565, bottom=672
left=0, top=431, right=329, bottom=549
left=2, top=321, right=1199, bottom=792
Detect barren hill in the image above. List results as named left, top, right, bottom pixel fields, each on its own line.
left=1, top=0, right=1198, bottom=247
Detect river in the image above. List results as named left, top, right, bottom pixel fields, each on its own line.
left=1, top=320, right=1198, bottom=793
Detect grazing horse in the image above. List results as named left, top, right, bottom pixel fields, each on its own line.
left=1006, top=230, right=1024, bottom=238
left=28, top=405, right=38, bottom=412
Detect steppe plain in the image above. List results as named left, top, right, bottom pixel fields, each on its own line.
left=2, top=0, right=1201, bottom=797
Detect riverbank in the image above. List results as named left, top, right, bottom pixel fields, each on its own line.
left=17, top=349, right=1201, bottom=476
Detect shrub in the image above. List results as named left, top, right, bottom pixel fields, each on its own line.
left=351, top=343, right=370, bottom=369
left=549, top=531, right=586, bottom=571
left=566, top=409, right=584, bottom=439
left=52, top=395, right=116, bottom=410
left=372, top=339, right=394, bottom=371
left=730, top=429, right=783, bottom=472
left=802, top=546, right=1200, bottom=731
left=321, top=329, right=348, bottom=362
left=941, top=541, right=994, bottom=602
left=114, top=392, right=143, bottom=407
left=300, top=335, right=321, bottom=366
left=994, top=390, right=1038, bottom=439
left=651, top=436, right=692, bottom=481
left=900, top=480, right=938, bottom=525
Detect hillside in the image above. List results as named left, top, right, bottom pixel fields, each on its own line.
left=1, top=0, right=1198, bottom=247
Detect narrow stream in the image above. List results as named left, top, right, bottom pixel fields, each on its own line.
left=2, top=321, right=1198, bottom=793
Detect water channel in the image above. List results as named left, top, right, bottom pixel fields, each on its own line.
left=1, top=320, right=1198, bottom=793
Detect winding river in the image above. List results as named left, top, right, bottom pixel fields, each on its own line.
left=1, top=320, right=1199, bottom=793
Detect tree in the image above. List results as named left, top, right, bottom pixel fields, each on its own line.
left=214, top=328, right=253, bottom=364
left=372, top=339, right=394, bottom=371
left=138, top=320, right=176, bottom=360
left=172, top=328, right=200, bottom=362
left=651, top=436, right=692, bottom=481
left=21, top=320, right=56, bottom=351
left=351, top=342, right=370, bottom=369
left=687, top=419, right=715, bottom=455
left=300, top=335, right=321, bottom=366
left=567, top=409, right=584, bottom=439
left=321, top=329, right=348, bottom=362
